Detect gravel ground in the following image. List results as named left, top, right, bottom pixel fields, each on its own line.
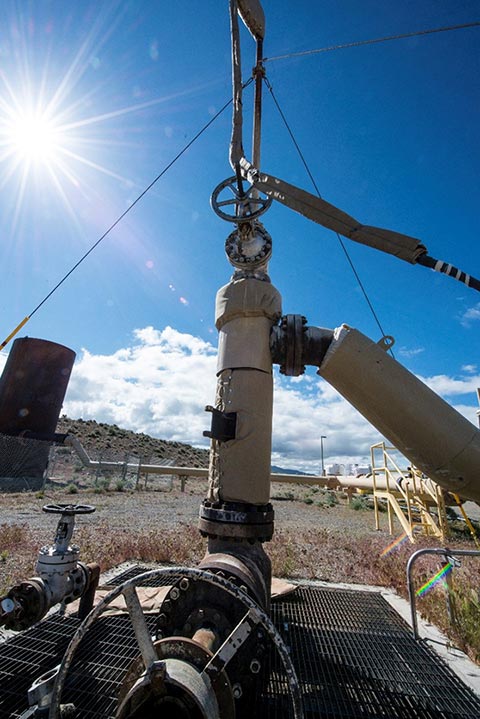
left=0, top=479, right=382, bottom=538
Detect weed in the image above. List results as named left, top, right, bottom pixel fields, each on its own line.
left=35, top=491, right=45, bottom=499
left=324, top=492, right=338, bottom=507
left=351, top=496, right=369, bottom=511
left=0, top=550, right=8, bottom=562
left=270, top=534, right=298, bottom=577
left=304, top=497, right=314, bottom=505
left=115, top=480, right=126, bottom=492
left=0, top=524, right=29, bottom=548
left=95, top=478, right=110, bottom=492
left=271, top=491, right=294, bottom=501
left=67, top=483, right=78, bottom=494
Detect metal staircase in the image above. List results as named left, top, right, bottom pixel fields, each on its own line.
left=370, top=442, right=449, bottom=543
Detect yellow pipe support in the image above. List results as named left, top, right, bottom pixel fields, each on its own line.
left=452, top=493, right=480, bottom=548
left=0, top=316, right=30, bottom=352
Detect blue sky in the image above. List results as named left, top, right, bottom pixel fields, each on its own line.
left=0, top=0, right=479, bottom=472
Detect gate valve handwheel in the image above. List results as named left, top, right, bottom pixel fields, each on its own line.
left=42, top=504, right=96, bottom=515
left=211, top=176, right=272, bottom=223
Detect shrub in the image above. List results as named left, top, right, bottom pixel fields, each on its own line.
left=351, top=496, right=368, bottom=511
left=324, top=492, right=338, bottom=507
left=95, top=478, right=110, bottom=492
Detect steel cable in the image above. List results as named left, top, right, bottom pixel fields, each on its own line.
left=0, top=81, right=253, bottom=351
left=263, top=76, right=394, bottom=355
left=263, top=21, right=480, bottom=63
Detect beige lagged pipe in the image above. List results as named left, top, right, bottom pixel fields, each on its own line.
left=207, top=277, right=282, bottom=505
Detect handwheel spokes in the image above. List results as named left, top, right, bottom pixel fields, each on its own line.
left=122, top=585, right=158, bottom=671
left=217, top=197, right=243, bottom=207
left=202, top=608, right=260, bottom=681
left=211, top=176, right=272, bottom=222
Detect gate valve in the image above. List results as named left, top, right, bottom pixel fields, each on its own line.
left=0, top=504, right=98, bottom=631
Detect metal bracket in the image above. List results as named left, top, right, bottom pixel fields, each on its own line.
left=377, top=335, right=395, bottom=352
left=203, top=406, right=237, bottom=442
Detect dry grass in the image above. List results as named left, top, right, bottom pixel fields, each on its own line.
left=1, top=486, right=479, bottom=664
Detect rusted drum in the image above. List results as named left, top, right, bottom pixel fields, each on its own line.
left=0, top=337, right=75, bottom=487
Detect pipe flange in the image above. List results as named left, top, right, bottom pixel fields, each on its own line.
left=225, top=222, right=272, bottom=270
left=270, top=314, right=306, bottom=376
left=198, top=500, right=274, bottom=542
left=117, top=637, right=234, bottom=719
left=270, top=316, right=334, bottom=375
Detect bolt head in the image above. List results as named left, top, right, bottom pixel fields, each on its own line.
left=250, top=659, right=261, bottom=674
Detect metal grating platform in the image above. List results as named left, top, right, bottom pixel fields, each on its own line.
left=1, top=565, right=479, bottom=718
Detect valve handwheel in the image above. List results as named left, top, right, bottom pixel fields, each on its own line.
left=49, top=567, right=304, bottom=719
left=42, top=504, right=96, bottom=515
left=211, top=176, right=272, bottom=222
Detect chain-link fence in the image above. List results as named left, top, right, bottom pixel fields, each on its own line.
left=0, top=433, right=181, bottom=493
left=46, top=445, right=176, bottom=492
left=0, top=433, right=50, bottom=491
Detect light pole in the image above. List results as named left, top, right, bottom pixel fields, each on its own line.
left=320, top=435, right=327, bottom=476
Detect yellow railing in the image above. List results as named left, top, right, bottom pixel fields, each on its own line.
left=370, top=442, right=448, bottom=543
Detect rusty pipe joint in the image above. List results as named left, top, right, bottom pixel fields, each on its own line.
left=270, top=314, right=334, bottom=376
left=199, top=499, right=274, bottom=542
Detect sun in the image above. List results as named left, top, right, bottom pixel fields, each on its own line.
left=5, top=109, right=65, bottom=166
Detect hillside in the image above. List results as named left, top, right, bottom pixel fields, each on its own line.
left=56, top=416, right=209, bottom=468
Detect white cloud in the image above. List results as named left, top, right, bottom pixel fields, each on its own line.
left=272, top=373, right=379, bottom=472
left=461, top=302, right=480, bottom=327
left=418, top=372, right=480, bottom=398
left=2, top=325, right=475, bottom=475
left=64, top=326, right=218, bottom=444
left=462, top=364, right=477, bottom=374
left=399, top=346, right=424, bottom=358
left=61, top=326, right=384, bottom=472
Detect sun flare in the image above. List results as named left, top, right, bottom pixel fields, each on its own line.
left=6, top=110, right=64, bottom=165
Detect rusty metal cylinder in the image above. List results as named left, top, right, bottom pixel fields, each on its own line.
left=0, top=337, right=75, bottom=435
left=0, top=337, right=75, bottom=485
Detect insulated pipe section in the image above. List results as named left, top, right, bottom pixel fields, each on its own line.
left=205, top=277, right=282, bottom=506
left=316, top=325, right=480, bottom=502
